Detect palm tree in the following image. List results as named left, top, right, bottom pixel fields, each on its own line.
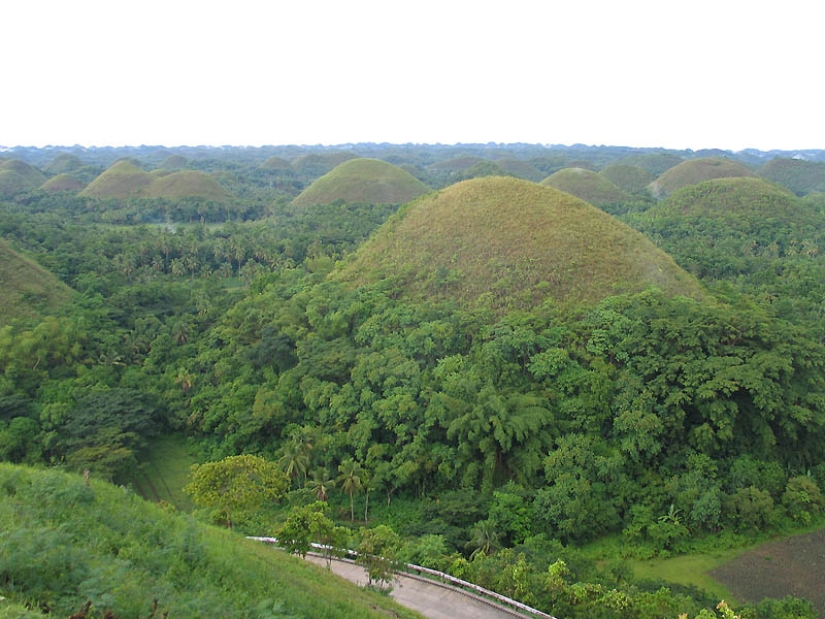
left=308, top=468, right=335, bottom=502
left=467, top=519, right=501, bottom=559
left=337, top=458, right=364, bottom=521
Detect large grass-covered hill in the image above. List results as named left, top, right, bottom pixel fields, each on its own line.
left=291, top=158, right=430, bottom=207
left=0, top=463, right=422, bottom=619
left=757, top=157, right=825, bottom=195
left=335, top=176, right=705, bottom=313
left=0, top=159, right=47, bottom=198
left=80, top=160, right=232, bottom=201
left=628, top=176, right=825, bottom=283
left=0, top=239, right=73, bottom=324
left=649, top=157, right=753, bottom=198
left=599, top=163, right=653, bottom=195
left=540, top=167, right=630, bottom=209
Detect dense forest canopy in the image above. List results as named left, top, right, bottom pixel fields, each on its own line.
left=2, top=142, right=825, bottom=619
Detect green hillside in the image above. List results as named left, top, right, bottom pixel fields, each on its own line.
left=628, top=176, right=824, bottom=283
left=80, top=160, right=154, bottom=199
left=43, top=152, right=84, bottom=174
left=81, top=162, right=232, bottom=201
left=0, top=463, right=422, bottom=619
left=540, top=167, right=630, bottom=208
left=335, top=176, right=704, bottom=313
left=600, top=163, right=653, bottom=194
left=160, top=154, right=188, bottom=170
left=650, top=158, right=753, bottom=198
left=291, top=158, right=430, bottom=207
left=41, top=173, right=85, bottom=193
left=0, top=238, right=72, bottom=324
left=758, top=157, right=825, bottom=195
left=259, top=155, right=292, bottom=171
left=0, top=159, right=47, bottom=198
left=143, top=170, right=232, bottom=201
left=290, top=151, right=358, bottom=179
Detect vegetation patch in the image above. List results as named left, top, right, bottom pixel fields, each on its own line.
left=758, top=157, right=825, bottom=195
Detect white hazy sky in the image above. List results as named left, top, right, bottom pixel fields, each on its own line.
left=2, top=1, right=822, bottom=151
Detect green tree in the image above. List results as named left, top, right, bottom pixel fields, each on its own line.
left=184, top=454, right=287, bottom=529
left=337, top=458, right=364, bottom=521
left=356, top=525, right=401, bottom=589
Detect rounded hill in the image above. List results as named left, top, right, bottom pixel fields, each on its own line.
left=80, top=160, right=153, bottom=199
left=653, top=177, right=802, bottom=220
left=599, top=163, right=653, bottom=194
left=81, top=162, right=232, bottom=201
left=335, top=176, right=704, bottom=312
left=650, top=158, right=753, bottom=198
left=291, top=158, right=430, bottom=207
left=0, top=159, right=47, bottom=198
left=540, top=167, right=630, bottom=208
left=629, top=177, right=823, bottom=281
left=143, top=170, right=232, bottom=201
left=757, top=157, right=825, bottom=195
left=44, top=152, right=84, bottom=174
left=41, top=173, right=85, bottom=193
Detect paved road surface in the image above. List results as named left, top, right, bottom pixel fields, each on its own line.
left=303, top=554, right=535, bottom=619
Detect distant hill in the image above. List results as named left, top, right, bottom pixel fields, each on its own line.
left=540, top=167, right=630, bottom=209
left=291, top=158, right=430, bottom=207
left=649, top=157, right=753, bottom=198
left=758, top=157, right=825, bottom=195
left=40, top=173, right=85, bottom=193
left=599, top=163, right=653, bottom=195
left=0, top=463, right=421, bottom=619
left=629, top=177, right=823, bottom=281
left=0, top=159, right=47, bottom=198
left=43, top=152, right=84, bottom=174
left=143, top=170, right=232, bottom=201
left=335, top=176, right=704, bottom=313
left=290, top=151, right=358, bottom=179
left=496, top=159, right=545, bottom=182
left=259, top=155, right=292, bottom=171
left=653, top=177, right=801, bottom=220
left=0, top=238, right=72, bottom=324
left=619, top=152, right=684, bottom=176
left=79, top=160, right=154, bottom=199
left=160, top=154, right=188, bottom=170
left=81, top=161, right=232, bottom=201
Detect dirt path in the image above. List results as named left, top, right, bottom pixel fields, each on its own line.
left=711, top=528, right=825, bottom=617
left=303, top=554, right=540, bottom=619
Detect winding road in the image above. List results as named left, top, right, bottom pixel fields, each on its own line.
left=303, top=553, right=541, bottom=619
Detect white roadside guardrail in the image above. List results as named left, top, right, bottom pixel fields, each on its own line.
left=249, top=536, right=557, bottom=619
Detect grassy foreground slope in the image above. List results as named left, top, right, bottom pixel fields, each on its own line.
left=0, top=239, right=72, bottom=325
left=0, top=463, right=422, bottom=619
left=292, top=158, right=430, bottom=207
left=335, top=176, right=705, bottom=313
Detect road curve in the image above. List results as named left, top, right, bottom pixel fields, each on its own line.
left=303, top=553, right=535, bottom=619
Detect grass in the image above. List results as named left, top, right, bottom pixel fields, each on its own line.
left=41, top=172, right=84, bottom=192
left=291, top=158, right=429, bottom=207
left=129, top=433, right=198, bottom=511
left=630, top=553, right=737, bottom=602
left=0, top=463, right=425, bottom=619
left=335, top=176, right=705, bottom=315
